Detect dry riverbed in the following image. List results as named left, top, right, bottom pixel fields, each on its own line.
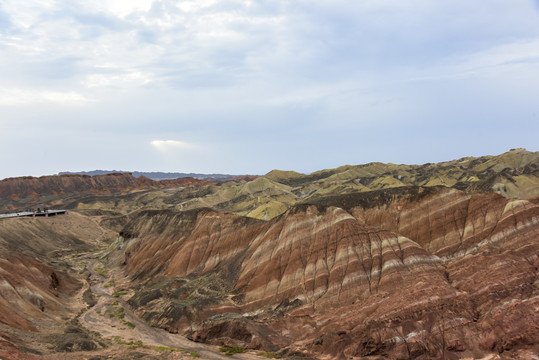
left=46, top=251, right=261, bottom=360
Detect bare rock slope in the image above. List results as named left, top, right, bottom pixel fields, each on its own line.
left=114, top=185, right=539, bottom=358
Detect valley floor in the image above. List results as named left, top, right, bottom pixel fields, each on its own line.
left=73, top=254, right=260, bottom=359
left=0, top=215, right=262, bottom=360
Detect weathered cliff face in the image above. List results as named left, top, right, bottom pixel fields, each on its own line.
left=114, top=186, right=539, bottom=358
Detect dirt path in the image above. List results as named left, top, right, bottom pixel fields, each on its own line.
left=77, top=257, right=260, bottom=360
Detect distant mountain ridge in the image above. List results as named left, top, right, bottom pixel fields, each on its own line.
left=2, top=149, right=537, bottom=216
left=58, top=170, right=240, bottom=181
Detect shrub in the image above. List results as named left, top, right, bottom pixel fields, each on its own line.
left=257, top=352, right=282, bottom=359
left=93, top=266, right=107, bottom=277
left=219, top=346, right=247, bottom=356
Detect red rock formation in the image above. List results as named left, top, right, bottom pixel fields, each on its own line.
left=116, top=186, right=539, bottom=358
left=122, top=208, right=263, bottom=281
left=237, top=205, right=447, bottom=312
left=0, top=173, right=208, bottom=211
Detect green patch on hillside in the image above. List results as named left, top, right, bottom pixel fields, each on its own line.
left=93, top=264, right=108, bottom=277
left=220, top=346, right=247, bottom=356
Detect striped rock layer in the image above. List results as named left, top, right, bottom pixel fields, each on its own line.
left=118, top=188, right=539, bottom=359
left=0, top=172, right=207, bottom=212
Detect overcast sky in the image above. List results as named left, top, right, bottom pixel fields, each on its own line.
left=1, top=0, right=538, bottom=179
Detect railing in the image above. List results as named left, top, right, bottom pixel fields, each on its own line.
left=0, top=210, right=67, bottom=219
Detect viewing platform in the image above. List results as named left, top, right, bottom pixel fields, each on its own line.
left=0, top=210, right=67, bottom=219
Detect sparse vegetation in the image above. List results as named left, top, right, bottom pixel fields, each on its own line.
left=152, top=345, right=174, bottom=351
left=219, top=346, right=247, bottom=356
left=113, top=337, right=144, bottom=347
left=152, top=345, right=186, bottom=352
left=128, top=269, right=235, bottom=329
left=93, top=265, right=107, bottom=277
left=125, top=321, right=136, bottom=328
left=257, top=352, right=282, bottom=358
left=113, top=291, right=128, bottom=297
left=112, top=337, right=191, bottom=353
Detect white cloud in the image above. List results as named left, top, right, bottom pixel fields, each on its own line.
left=460, top=39, right=539, bottom=73
left=0, top=88, right=92, bottom=105
left=94, top=0, right=155, bottom=17
left=84, top=71, right=154, bottom=88
left=176, top=0, right=219, bottom=13
left=411, top=38, right=539, bottom=83
left=150, top=140, right=193, bottom=152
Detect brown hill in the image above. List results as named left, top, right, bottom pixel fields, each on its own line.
left=0, top=173, right=207, bottom=212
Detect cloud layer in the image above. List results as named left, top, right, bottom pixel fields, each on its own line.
left=1, top=0, right=538, bottom=178
left=151, top=139, right=192, bottom=152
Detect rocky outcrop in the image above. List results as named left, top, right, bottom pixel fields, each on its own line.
left=115, top=185, right=539, bottom=358
left=188, top=313, right=290, bottom=352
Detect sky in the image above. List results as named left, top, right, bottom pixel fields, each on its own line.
left=1, top=0, right=538, bottom=179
